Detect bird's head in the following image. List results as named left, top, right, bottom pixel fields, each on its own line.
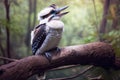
left=38, top=4, right=69, bottom=24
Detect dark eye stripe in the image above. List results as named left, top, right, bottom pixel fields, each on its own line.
left=41, top=10, right=55, bottom=19
left=42, top=13, right=50, bottom=19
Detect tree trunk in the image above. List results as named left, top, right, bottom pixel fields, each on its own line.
left=25, top=0, right=37, bottom=54
left=99, top=0, right=110, bottom=41
left=25, top=0, right=32, bottom=54
left=112, top=18, right=118, bottom=29
left=110, top=0, right=119, bottom=30
left=4, top=0, right=11, bottom=59
left=0, top=29, right=5, bottom=58
left=32, top=0, right=37, bottom=28
left=0, top=42, right=119, bottom=80
left=0, top=42, right=6, bottom=64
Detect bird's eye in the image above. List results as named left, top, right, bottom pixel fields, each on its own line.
left=50, top=10, right=56, bottom=14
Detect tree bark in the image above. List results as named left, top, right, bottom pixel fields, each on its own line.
left=110, top=0, right=119, bottom=30
left=25, top=0, right=37, bottom=54
left=112, top=18, right=118, bottom=29
left=25, top=0, right=32, bottom=54
left=99, top=0, right=110, bottom=41
left=0, top=42, right=6, bottom=64
left=4, top=0, right=11, bottom=62
left=0, top=42, right=119, bottom=80
left=32, top=0, right=37, bottom=28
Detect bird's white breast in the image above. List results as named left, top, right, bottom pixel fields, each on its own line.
left=35, top=20, right=64, bottom=54
left=36, top=28, right=63, bottom=54
left=47, top=20, right=64, bottom=29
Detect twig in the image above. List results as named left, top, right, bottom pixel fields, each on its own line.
left=0, top=56, right=18, bottom=62
left=87, top=75, right=104, bottom=80
left=49, top=64, right=80, bottom=71
left=49, top=65, right=94, bottom=80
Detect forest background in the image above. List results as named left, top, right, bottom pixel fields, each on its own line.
left=0, top=0, right=120, bottom=80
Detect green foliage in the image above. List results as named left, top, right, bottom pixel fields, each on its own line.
left=60, top=0, right=102, bottom=46
left=103, top=30, right=120, bottom=56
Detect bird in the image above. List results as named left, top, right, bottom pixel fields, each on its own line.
left=30, top=4, right=68, bottom=80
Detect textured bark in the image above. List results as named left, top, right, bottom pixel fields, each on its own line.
left=25, top=0, right=37, bottom=53
left=25, top=0, right=32, bottom=53
left=99, top=0, right=110, bottom=33
left=32, top=0, right=37, bottom=27
left=110, top=0, right=119, bottom=30
left=4, top=0, right=11, bottom=63
left=99, top=0, right=110, bottom=41
left=0, top=42, right=119, bottom=80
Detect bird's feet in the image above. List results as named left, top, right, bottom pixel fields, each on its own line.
left=44, top=47, right=61, bottom=62
left=49, top=47, right=61, bottom=53
left=45, top=52, right=52, bottom=62
left=55, top=47, right=61, bottom=53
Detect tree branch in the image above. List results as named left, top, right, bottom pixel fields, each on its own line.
left=0, top=56, right=17, bottom=62
left=0, top=42, right=118, bottom=80
left=49, top=64, right=80, bottom=71
left=87, top=75, right=104, bottom=80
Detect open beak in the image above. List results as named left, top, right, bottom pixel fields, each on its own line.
left=55, top=6, right=69, bottom=17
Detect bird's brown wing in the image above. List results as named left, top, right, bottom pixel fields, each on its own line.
left=32, top=24, right=47, bottom=55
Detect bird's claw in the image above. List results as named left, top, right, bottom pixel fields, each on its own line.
left=45, top=52, right=52, bottom=62
left=56, top=47, right=61, bottom=53
left=44, top=47, right=61, bottom=62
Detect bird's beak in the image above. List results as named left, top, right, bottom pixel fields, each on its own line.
left=55, top=6, right=69, bottom=17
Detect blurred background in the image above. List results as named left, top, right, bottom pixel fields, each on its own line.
left=0, top=0, right=120, bottom=80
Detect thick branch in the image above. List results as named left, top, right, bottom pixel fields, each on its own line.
left=0, top=42, right=118, bottom=80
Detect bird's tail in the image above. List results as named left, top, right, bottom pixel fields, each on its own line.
left=36, top=72, right=46, bottom=80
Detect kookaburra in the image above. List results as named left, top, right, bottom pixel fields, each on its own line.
left=31, top=4, right=68, bottom=59
left=31, top=4, right=68, bottom=80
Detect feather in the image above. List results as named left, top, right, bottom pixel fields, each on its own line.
left=31, top=24, right=47, bottom=55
